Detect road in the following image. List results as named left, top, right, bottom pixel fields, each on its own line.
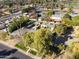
left=0, top=43, right=33, bottom=59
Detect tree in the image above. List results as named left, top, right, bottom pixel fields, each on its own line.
left=60, top=4, right=64, bottom=10
left=71, top=16, right=79, bottom=26
left=20, top=28, right=52, bottom=56
left=66, top=40, right=79, bottom=59
left=3, top=0, right=13, bottom=7
left=47, top=10, right=53, bottom=17
left=54, top=24, right=67, bottom=35
left=62, top=18, right=72, bottom=26
left=8, top=18, right=18, bottom=33
left=22, top=32, right=34, bottom=49
left=63, top=13, right=72, bottom=20
left=22, top=7, right=35, bottom=13
left=62, top=14, right=79, bottom=26
left=33, top=28, right=52, bottom=55
left=8, top=16, right=29, bottom=32
left=62, top=14, right=72, bottom=26
left=68, top=6, right=73, bottom=13
left=67, top=40, right=79, bottom=54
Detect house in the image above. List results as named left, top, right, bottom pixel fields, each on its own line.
left=43, top=9, right=63, bottom=24
left=63, top=8, right=69, bottom=12
left=73, top=9, right=79, bottom=14
left=70, top=12, right=79, bottom=17
left=11, top=5, right=21, bottom=13
left=50, top=14, right=62, bottom=24
left=41, top=22, right=55, bottom=31
left=29, top=10, right=38, bottom=21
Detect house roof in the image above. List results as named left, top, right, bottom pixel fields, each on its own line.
left=50, top=15, right=63, bottom=21
left=70, top=13, right=79, bottom=17
left=73, top=9, right=79, bottom=13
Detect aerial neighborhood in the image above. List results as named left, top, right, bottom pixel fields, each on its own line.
left=0, top=0, right=79, bottom=59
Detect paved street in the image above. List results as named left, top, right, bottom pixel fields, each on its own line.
left=0, top=43, right=33, bottom=59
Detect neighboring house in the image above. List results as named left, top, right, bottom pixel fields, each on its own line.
left=73, top=8, right=79, bottom=14
left=41, top=22, right=55, bottom=31
left=47, top=9, right=63, bottom=24
left=11, top=5, right=21, bottom=13
left=63, top=8, right=69, bottom=12
left=70, top=12, right=79, bottom=17
left=50, top=15, right=62, bottom=24
left=38, top=17, right=42, bottom=22
left=29, top=10, right=38, bottom=21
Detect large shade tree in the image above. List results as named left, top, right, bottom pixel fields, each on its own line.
left=21, top=28, right=52, bottom=56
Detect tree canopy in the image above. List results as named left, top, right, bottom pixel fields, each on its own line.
left=62, top=14, right=79, bottom=26
left=54, top=24, right=67, bottom=35
left=20, top=28, right=53, bottom=56
left=8, top=16, right=29, bottom=32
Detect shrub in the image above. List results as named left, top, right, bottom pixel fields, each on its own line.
left=0, top=31, right=10, bottom=41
